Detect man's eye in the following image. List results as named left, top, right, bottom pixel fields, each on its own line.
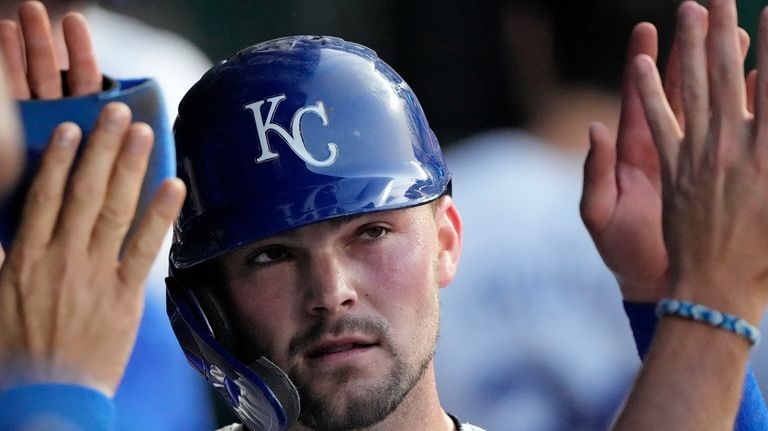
left=359, top=226, right=389, bottom=241
left=252, top=247, right=289, bottom=264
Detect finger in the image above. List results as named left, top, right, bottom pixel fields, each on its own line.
left=0, top=20, right=30, bottom=99
left=55, top=103, right=131, bottom=243
left=741, top=28, right=754, bottom=114
left=635, top=54, right=682, bottom=186
left=747, top=69, right=757, bottom=115
left=678, top=2, right=710, bottom=165
left=580, top=122, right=618, bottom=235
left=118, top=178, right=185, bottom=288
left=737, top=27, right=752, bottom=114
left=665, top=19, right=683, bottom=124
left=18, top=1, right=61, bottom=99
left=10, top=123, right=81, bottom=251
left=62, top=12, right=100, bottom=96
left=616, top=22, right=658, bottom=167
left=739, top=28, right=751, bottom=62
left=90, top=123, right=153, bottom=259
left=707, top=0, right=748, bottom=125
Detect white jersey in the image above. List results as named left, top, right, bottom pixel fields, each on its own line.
left=460, top=423, right=488, bottom=431
left=216, top=421, right=487, bottom=430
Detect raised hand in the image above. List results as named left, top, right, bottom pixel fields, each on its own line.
left=580, top=3, right=752, bottom=303
left=636, top=0, right=768, bottom=324
left=0, top=2, right=186, bottom=397
left=0, top=104, right=185, bottom=396
left=611, top=1, right=768, bottom=428
left=0, top=0, right=100, bottom=99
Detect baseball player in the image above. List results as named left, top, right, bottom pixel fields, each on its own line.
left=2, top=0, right=768, bottom=430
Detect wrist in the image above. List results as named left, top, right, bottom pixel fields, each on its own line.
left=656, top=298, right=761, bottom=346
left=618, top=275, right=668, bottom=303
left=670, top=277, right=766, bottom=326
left=0, top=357, right=115, bottom=398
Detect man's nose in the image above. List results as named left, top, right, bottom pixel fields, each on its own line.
left=302, top=252, right=358, bottom=316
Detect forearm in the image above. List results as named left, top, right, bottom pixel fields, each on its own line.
left=618, top=313, right=751, bottom=429
left=625, top=301, right=768, bottom=430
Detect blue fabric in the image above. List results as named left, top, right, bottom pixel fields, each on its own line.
left=624, top=301, right=768, bottom=430
left=0, top=383, right=114, bottom=431
left=1, top=77, right=174, bottom=246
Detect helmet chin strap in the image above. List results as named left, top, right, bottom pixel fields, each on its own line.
left=247, top=357, right=301, bottom=427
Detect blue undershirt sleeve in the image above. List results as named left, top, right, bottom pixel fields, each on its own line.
left=624, top=301, right=768, bottom=431
left=0, top=383, right=115, bottom=431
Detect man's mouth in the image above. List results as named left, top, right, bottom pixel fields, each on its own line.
left=305, top=339, right=378, bottom=359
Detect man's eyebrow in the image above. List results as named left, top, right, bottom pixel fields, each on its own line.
left=327, top=213, right=368, bottom=228
left=263, top=213, right=371, bottom=242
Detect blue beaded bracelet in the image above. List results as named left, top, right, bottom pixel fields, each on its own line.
left=656, top=299, right=761, bottom=346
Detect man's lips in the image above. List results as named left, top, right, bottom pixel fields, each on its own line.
left=305, top=337, right=378, bottom=359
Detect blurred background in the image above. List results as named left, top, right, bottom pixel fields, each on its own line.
left=3, top=0, right=768, bottom=429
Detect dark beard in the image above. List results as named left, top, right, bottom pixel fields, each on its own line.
left=295, top=346, right=433, bottom=431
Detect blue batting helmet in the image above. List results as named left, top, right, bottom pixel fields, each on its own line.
left=166, top=35, right=450, bottom=431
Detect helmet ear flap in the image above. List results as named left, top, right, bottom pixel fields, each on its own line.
left=166, top=274, right=302, bottom=428
left=189, top=286, right=237, bottom=351
left=166, top=274, right=237, bottom=351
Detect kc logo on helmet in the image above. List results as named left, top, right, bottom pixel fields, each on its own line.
left=244, top=94, right=338, bottom=167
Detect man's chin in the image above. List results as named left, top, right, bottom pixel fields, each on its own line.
left=285, top=326, right=436, bottom=430
left=297, top=387, right=399, bottom=431
left=293, top=364, right=410, bottom=430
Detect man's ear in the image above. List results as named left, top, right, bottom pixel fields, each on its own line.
left=434, top=195, right=462, bottom=288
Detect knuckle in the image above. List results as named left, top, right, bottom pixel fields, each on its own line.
left=26, top=182, right=60, bottom=208
left=70, top=178, right=104, bottom=202
left=4, top=247, right=40, bottom=283
left=712, top=62, right=738, bottom=87
left=46, top=246, right=87, bottom=290
left=579, top=209, right=600, bottom=232
left=29, top=78, right=60, bottom=98
left=129, top=236, right=157, bottom=263
left=98, top=203, right=133, bottom=230
left=578, top=195, right=604, bottom=232
left=118, top=154, right=148, bottom=175
left=3, top=258, right=27, bottom=288
left=58, top=254, right=83, bottom=282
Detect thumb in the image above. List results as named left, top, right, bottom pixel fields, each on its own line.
left=580, top=122, right=618, bottom=236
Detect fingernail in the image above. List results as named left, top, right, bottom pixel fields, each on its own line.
left=102, top=103, right=129, bottom=132
left=126, top=127, right=151, bottom=155
left=55, top=123, right=80, bottom=149
left=163, top=178, right=185, bottom=204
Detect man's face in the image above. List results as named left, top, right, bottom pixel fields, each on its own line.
left=217, top=197, right=461, bottom=430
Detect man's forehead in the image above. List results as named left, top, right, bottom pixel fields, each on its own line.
left=245, top=203, right=432, bottom=246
